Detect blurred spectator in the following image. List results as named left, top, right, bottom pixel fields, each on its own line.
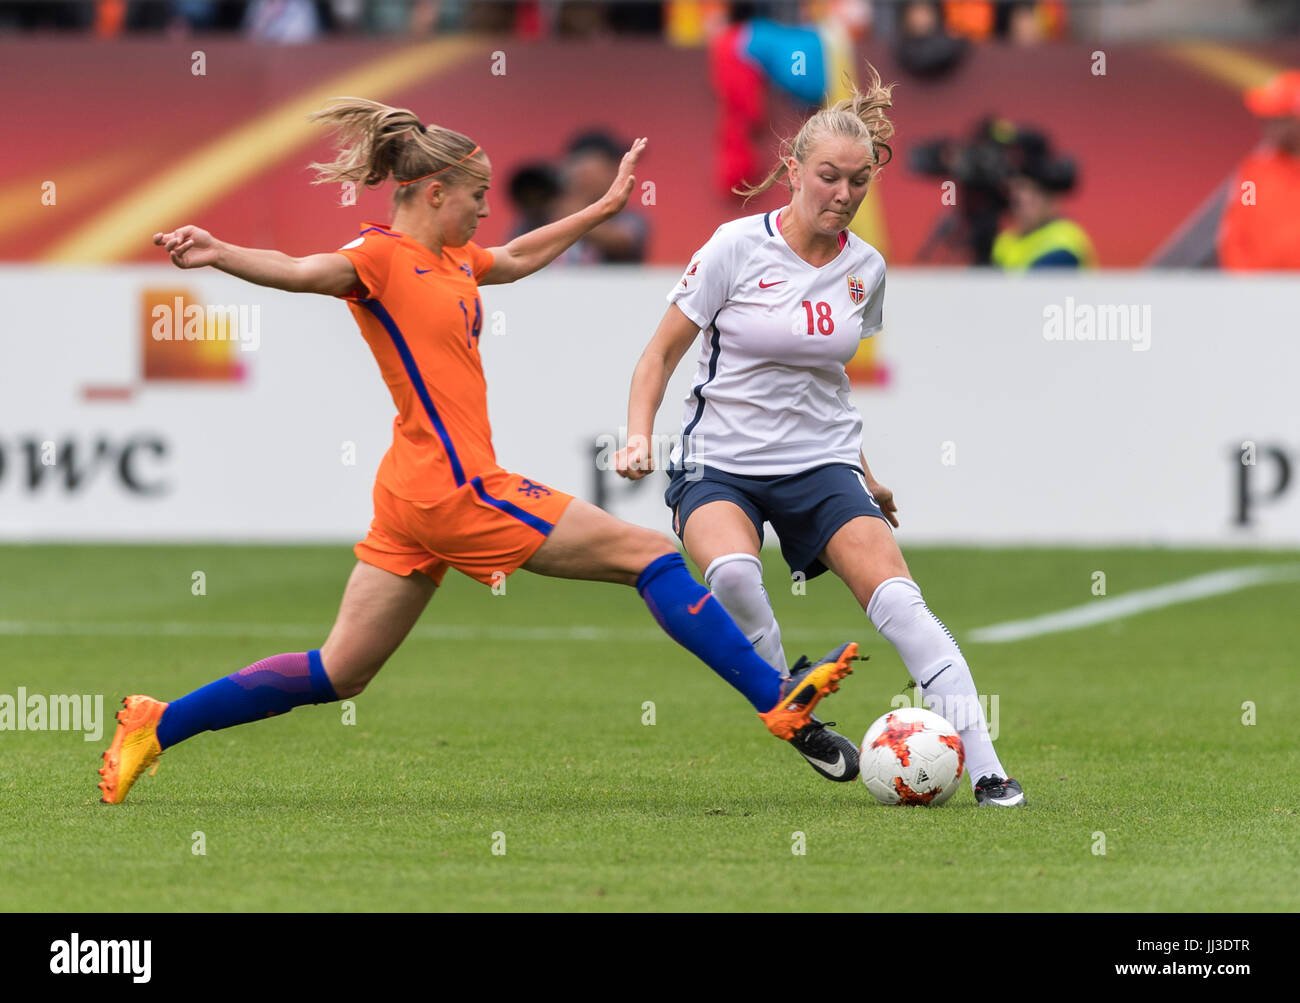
left=666, top=0, right=728, bottom=45
left=328, top=0, right=363, bottom=30
left=896, top=1, right=968, bottom=80
left=708, top=3, right=864, bottom=199
left=460, top=1, right=517, bottom=34
left=556, top=0, right=606, bottom=37
left=941, top=1, right=1065, bottom=44
left=506, top=162, right=562, bottom=240
left=555, top=131, right=649, bottom=263
left=1217, top=70, right=1300, bottom=270
left=991, top=146, right=1095, bottom=269
left=244, top=0, right=321, bottom=41
left=0, top=0, right=1073, bottom=39
left=942, top=0, right=994, bottom=41
left=173, top=1, right=225, bottom=29
left=115, top=2, right=246, bottom=32
left=0, top=1, right=94, bottom=30
left=608, top=1, right=663, bottom=34
left=708, top=3, right=765, bottom=199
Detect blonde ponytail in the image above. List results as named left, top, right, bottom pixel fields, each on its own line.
left=735, top=63, right=895, bottom=200
left=307, top=97, right=488, bottom=199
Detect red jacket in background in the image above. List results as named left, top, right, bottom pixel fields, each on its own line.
left=1218, top=146, right=1300, bottom=270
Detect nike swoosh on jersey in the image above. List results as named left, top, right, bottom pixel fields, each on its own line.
left=757, top=279, right=785, bottom=288
left=797, top=749, right=847, bottom=777
left=415, top=267, right=435, bottom=274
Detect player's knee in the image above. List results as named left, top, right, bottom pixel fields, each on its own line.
left=704, top=553, right=765, bottom=610
left=319, top=646, right=382, bottom=700
left=330, top=675, right=367, bottom=700
left=629, top=529, right=676, bottom=567
left=614, top=530, right=677, bottom=585
left=865, top=574, right=922, bottom=624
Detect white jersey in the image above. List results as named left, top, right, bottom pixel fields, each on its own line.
left=666, top=208, right=885, bottom=476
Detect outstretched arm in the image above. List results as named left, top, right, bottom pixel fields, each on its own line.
left=153, top=225, right=359, bottom=296
left=614, top=303, right=699, bottom=479
left=481, top=138, right=647, bottom=285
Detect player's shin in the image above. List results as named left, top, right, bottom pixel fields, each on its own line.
left=635, top=552, right=784, bottom=711
left=866, top=576, right=1007, bottom=787
left=154, top=650, right=339, bottom=750
left=704, top=553, right=789, bottom=675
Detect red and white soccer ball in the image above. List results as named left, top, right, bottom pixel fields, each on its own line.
left=859, top=707, right=965, bottom=806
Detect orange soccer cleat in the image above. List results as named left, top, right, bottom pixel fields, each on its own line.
left=98, top=695, right=168, bottom=804
left=757, top=642, right=860, bottom=741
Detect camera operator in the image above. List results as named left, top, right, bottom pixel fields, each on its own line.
left=910, top=118, right=1094, bottom=268
left=991, top=140, right=1096, bottom=270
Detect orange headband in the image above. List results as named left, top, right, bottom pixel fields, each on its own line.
left=398, top=145, right=482, bottom=186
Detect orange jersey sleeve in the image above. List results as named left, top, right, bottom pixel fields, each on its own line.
left=335, top=226, right=403, bottom=299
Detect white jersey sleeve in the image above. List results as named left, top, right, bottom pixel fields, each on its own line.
left=666, top=226, right=737, bottom=329
left=861, top=266, right=885, bottom=338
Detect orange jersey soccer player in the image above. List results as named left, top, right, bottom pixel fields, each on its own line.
left=98, top=98, right=860, bottom=805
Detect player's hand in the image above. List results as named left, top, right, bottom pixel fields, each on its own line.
left=153, top=225, right=221, bottom=269
left=596, top=137, right=648, bottom=220
left=868, top=478, right=899, bottom=528
left=613, top=434, right=653, bottom=480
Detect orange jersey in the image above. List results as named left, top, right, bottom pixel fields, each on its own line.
left=1218, top=148, right=1300, bottom=270
left=335, top=222, right=497, bottom=501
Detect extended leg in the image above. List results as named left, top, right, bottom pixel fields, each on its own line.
left=821, top=516, right=1023, bottom=803
left=98, top=561, right=434, bottom=803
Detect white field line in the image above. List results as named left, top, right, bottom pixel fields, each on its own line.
left=0, top=620, right=647, bottom=642
left=2, top=565, right=1296, bottom=645
left=967, top=564, right=1300, bottom=644
left=0, top=620, right=852, bottom=644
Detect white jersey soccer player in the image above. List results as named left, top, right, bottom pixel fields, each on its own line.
left=666, top=207, right=884, bottom=478
left=617, top=66, right=1026, bottom=806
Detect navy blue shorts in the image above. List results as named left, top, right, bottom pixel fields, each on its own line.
left=664, top=462, right=890, bottom=579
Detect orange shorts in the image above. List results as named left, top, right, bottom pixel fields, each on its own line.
left=355, top=468, right=575, bottom=586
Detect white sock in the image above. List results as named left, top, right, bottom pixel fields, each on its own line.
left=705, top=553, right=788, bottom=675
left=866, top=576, right=1006, bottom=788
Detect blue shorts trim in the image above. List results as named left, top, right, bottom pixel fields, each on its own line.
left=469, top=476, right=556, bottom=536
left=664, top=462, right=890, bottom=579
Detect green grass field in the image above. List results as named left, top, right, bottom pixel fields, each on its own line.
left=1, top=544, right=1297, bottom=912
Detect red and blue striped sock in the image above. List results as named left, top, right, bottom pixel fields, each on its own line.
left=155, top=650, right=338, bottom=750
left=636, top=552, right=783, bottom=711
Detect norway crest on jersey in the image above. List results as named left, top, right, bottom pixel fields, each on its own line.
left=847, top=275, right=865, bottom=305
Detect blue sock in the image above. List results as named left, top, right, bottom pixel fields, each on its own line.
left=636, top=552, right=783, bottom=711
left=156, top=650, right=338, bottom=750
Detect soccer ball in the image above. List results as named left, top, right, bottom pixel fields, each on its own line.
left=859, top=707, right=965, bottom=806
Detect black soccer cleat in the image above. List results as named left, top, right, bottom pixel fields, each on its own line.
left=778, top=653, right=861, bottom=782
left=974, top=774, right=1027, bottom=807
left=790, top=715, right=860, bottom=782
